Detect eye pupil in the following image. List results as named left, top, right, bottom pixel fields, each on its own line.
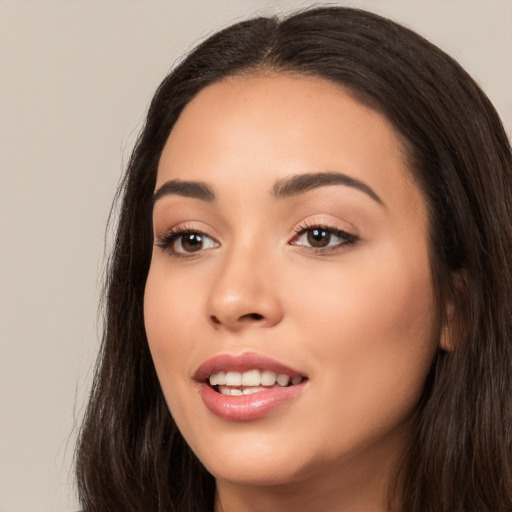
left=307, top=228, right=330, bottom=247
left=181, top=233, right=203, bottom=252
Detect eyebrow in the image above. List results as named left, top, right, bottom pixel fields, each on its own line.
left=272, top=172, right=383, bottom=205
left=152, top=171, right=383, bottom=207
left=152, top=179, right=215, bottom=204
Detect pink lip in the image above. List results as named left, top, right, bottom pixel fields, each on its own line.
left=193, top=352, right=305, bottom=382
left=194, top=352, right=307, bottom=421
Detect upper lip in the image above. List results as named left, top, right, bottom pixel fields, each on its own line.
left=193, top=352, right=306, bottom=382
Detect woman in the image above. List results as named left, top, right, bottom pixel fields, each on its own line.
left=75, top=6, right=512, bottom=512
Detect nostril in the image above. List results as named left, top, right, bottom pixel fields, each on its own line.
left=210, top=315, right=221, bottom=325
left=244, top=313, right=264, bottom=321
left=208, top=312, right=266, bottom=327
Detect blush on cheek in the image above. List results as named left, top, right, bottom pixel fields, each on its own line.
left=306, top=254, right=437, bottom=399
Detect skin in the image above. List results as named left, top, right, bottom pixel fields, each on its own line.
left=144, top=74, right=442, bottom=512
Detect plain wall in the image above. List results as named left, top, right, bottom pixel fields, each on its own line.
left=0, top=1, right=510, bottom=511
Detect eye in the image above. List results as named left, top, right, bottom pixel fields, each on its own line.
left=290, top=224, right=358, bottom=251
left=174, top=232, right=218, bottom=253
left=156, top=227, right=219, bottom=257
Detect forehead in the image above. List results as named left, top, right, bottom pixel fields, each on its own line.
left=156, top=73, right=424, bottom=215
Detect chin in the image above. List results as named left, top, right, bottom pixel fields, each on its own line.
left=191, top=430, right=313, bottom=487
left=206, top=459, right=307, bottom=487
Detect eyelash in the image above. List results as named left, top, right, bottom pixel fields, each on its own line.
left=290, top=222, right=359, bottom=253
left=155, top=225, right=219, bottom=259
left=155, top=222, right=359, bottom=259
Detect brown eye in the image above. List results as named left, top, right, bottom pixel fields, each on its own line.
left=157, top=228, right=219, bottom=257
left=165, top=230, right=219, bottom=255
left=307, top=228, right=331, bottom=248
left=290, top=225, right=359, bottom=252
left=179, top=233, right=204, bottom=252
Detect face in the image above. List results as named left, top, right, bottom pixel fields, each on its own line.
left=144, top=74, right=439, bottom=493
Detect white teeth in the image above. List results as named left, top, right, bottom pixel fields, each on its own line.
left=209, top=371, right=226, bottom=386
left=241, top=369, right=260, bottom=387
left=218, top=386, right=264, bottom=396
left=276, top=374, right=290, bottom=386
left=261, top=370, right=277, bottom=386
left=225, top=371, right=242, bottom=386
left=218, top=386, right=232, bottom=396
left=243, top=387, right=263, bottom=395
left=209, top=369, right=304, bottom=390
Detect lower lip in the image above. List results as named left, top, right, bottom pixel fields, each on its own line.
left=198, top=382, right=305, bottom=421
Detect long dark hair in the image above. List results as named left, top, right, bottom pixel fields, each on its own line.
left=75, top=7, right=512, bottom=511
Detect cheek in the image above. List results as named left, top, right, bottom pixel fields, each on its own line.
left=143, top=264, right=200, bottom=395
left=144, top=257, right=205, bottom=339
left=143, top=270, right=202, bottom=443
left=294, top=250, right=436, bottom=344
left=289, top=247, right=438, bottom=423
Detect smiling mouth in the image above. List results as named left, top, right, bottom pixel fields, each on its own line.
left=197, top=356, right=308, bottom=420
left=208, top=369, right=306, bottom=396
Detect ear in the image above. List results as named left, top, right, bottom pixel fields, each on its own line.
left=438, top=271, right=465, bottom=352
left=439, top=301, right=456, bottom=352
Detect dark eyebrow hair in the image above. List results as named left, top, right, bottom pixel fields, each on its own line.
left=272, top=172, right=383, bottom=205
left=152, top=179, right=215, bottom=204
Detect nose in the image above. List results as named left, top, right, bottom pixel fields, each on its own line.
left=206, top=246, right=283, bottom=331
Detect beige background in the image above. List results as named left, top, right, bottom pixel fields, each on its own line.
left=0, top=1, right=510, bottom=511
